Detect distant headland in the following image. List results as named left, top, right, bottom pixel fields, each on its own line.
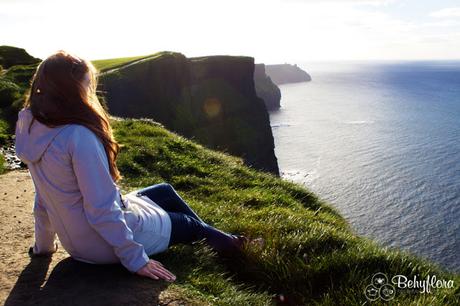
left=264, top=63, right=312, bottom=85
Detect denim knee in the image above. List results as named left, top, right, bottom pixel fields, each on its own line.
left=154, top=182, right=174, bottom=193
left=136, top=182, right=172, bottom=196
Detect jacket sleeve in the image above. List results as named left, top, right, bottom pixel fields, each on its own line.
left=33, top=193, right=57, bottom=254
left=69, top=126, right=150, bottom=273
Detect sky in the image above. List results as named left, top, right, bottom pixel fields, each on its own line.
left=1, top=0, right=459, bottom=63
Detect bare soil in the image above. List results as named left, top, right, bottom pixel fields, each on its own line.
left=0, top=170, right=206, bottom=306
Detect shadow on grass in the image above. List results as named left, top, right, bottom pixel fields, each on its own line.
left=5, top=256, right=170, bottom=306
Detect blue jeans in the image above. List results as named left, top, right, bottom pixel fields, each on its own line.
left=135, top=183, right=239, bottom=254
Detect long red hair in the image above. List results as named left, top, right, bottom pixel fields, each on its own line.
left=23, top=50, right=122, bottom=182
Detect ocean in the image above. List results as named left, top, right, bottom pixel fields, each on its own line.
left=268, top=61, right=460, bottom=272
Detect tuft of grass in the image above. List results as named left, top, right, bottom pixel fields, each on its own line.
left=111, top=117, right=460, bottom=305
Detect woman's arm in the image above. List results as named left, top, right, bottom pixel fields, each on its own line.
left=69, top=125, right=150, bottom=273
left=32, top=193, right=58, bottom=255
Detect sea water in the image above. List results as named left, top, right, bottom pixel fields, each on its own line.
left=269, top=61, right=460, bottom=272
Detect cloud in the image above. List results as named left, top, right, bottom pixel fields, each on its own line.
left=430, top=7, right=460, bottom=18
left=1, top=0, right=459, bottom=61
left=282, top=0, right=398, bottom=5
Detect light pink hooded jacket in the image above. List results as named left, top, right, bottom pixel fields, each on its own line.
left=14, top=108, right=171, bottom=273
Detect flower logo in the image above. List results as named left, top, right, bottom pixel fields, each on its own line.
left=365, top=272, right=396, bottom=301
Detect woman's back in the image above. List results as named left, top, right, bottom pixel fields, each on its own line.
left=15, top=107, right=151, bottom=272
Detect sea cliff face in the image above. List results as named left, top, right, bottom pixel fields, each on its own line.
left=98, top=53, right=280, bottom=176
left=265, top=63, right=311, bottom=85
left=254, top=64, right=281, bottom=110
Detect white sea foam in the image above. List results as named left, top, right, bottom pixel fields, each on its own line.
left=343, top=120, right=374, bottom=125
left=271, top=123, right=291, bottom=128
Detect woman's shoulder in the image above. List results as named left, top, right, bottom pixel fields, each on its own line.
left=60, top=124, right=97, bottom=139
left=57, top=124, right=101, bottom=150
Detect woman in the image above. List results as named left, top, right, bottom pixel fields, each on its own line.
left=14, top=50, right=261, bottom=282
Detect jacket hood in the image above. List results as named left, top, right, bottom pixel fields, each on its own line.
left=15, top=108, right=71, bottom=164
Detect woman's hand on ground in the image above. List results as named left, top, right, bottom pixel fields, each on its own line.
left=28, top=242, right=58, bottom=257
left=136, top=259, right=176, bottom=282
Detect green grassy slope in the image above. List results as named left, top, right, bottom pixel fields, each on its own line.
left=111, top=118, right=459, bottom=305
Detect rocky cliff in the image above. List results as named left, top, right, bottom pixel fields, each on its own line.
left=265, top=63, right=311, bottom=85
left=253, top=64, right=281, bottom=110
left=98, top=52, right=280, bottom=176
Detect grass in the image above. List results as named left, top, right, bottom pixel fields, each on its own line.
left=92, top=53, right=169, bottom=72
left=0, top=153, right=5, bottom=174
left=111, top=117, right=460, bottom=305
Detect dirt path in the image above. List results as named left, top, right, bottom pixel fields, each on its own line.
left=0, top=170, right=205, bottom=306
